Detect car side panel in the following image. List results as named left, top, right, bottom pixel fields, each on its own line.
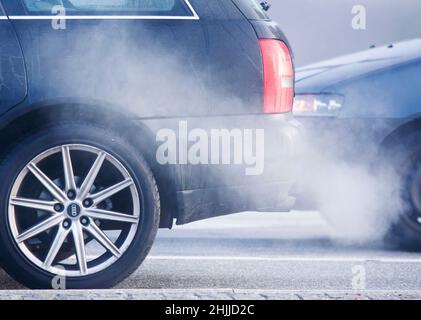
left=195, top=0, right=264, bottom=115
left=3, top=0, right=209, bottom=118
left=0, top=3, right=26, bottom=112
left=2, top=0, right=292, bottom=118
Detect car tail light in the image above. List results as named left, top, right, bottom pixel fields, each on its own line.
left=259, top=39, right=294, bottom=114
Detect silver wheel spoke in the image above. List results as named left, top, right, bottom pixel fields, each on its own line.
left=10, top=197, right=56, bottom=213
left=62, top=146, right=77, bottom=192
left=72, top=223, right=88, bottom=275
left=90, top=178, right=133, bottom=206
left=17, top=214, right=64, bottom=243
left=86, top=208, right=139, bottom=224
left=28, top=163, right=67, bottom=203
left=84, top=221, right=122, bottom=258
left=43, top=226, right=70, bottom=269
left=78, top=152, right=106, bottom=200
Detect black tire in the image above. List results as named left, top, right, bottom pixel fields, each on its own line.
left=384, top=130, right=421, bottom=251
left=0, top=123, right=160, bottom=289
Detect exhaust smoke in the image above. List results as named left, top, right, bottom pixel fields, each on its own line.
left=37, top=22, right=404, bottom=241
left=295, top=123, right=403, bottom=244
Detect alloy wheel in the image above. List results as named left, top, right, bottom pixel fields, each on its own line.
left=8, top=144, right=140, bottom=277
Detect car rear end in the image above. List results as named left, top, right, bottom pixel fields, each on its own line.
left=156, top=0, right=302, bottom=224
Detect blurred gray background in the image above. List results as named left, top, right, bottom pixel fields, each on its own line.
left=268, top=0, right=421, bottom=67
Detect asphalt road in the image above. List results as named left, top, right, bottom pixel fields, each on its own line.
left=1, top=211, right=421, bottom=299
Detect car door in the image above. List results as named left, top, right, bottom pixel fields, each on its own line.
left=1, top=0, right=208, bottom=118
left=0, top=1, right=26, bottom=112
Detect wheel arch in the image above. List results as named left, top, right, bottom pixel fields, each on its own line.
left=0, top=101, right=177, bottom=229
left=380, top=117, right=421, bottom=153
left=377, top=117, right=421, bottom=250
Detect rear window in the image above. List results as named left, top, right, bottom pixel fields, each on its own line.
left=22, top=0, right=193, bottom=16
left=232, top=0, right=269, bottom=20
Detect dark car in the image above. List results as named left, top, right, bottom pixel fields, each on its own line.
left=294, top=39, right=421, bottom=249
left=0, top=0, right=299, bottom=288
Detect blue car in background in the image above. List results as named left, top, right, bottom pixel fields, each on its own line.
left=294, top=39, right=421, bottom=249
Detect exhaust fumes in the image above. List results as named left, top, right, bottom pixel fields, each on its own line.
left=41, top=23, right=402, bottom=243
left=295, top=122, right=403, bottom=244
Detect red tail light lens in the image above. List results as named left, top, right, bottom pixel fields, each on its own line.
left=259, top=39, right=294, bottom=113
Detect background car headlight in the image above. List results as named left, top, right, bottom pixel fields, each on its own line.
left=293, top=94, right=344, bottom=116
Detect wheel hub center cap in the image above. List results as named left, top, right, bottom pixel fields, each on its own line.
left=67, top=202, right=82, bottom=218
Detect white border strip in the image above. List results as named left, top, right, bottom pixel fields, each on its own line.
left=2, top=0, right=199, bottom=21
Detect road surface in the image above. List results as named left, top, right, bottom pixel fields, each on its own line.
left=1, top=211, right=421, bottom=299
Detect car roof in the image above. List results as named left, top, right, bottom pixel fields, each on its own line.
left=296, top=39, right=421, bottom=92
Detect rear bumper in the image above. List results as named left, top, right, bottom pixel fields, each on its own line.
left=176, top=182, right=296, bottom=225
left=139, top=113, right=302, bottom=224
